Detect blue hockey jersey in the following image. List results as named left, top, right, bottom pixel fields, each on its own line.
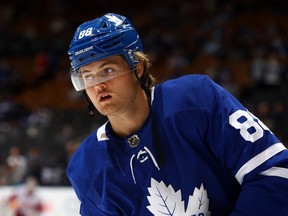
left=67, top=75, right=288, bottom=216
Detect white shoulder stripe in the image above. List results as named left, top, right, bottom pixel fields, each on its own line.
left=235, top=143, right=286, bottom=184
left=261, top=167, right=288, bottom=179
left=151, top=86, right=155, bottom=104
left=96, top=122, right=109, bottom=141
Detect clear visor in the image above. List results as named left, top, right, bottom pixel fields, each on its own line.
left=71, top=67, right=135, bottom=91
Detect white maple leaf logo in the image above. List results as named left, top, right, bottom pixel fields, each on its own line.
left=146, top=178, right=211, bottom=216
left=186, top=184, right=211, bottom=216
left=147, top=178, right=185, bottom=215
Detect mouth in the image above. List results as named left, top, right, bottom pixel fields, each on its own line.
left=99, top=94, right=112, bottom=102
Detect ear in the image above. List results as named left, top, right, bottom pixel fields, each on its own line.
left=136, top=61, right=144, bottom=78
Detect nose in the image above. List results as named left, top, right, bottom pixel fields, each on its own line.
left=94, top=82, right=106, bottom=92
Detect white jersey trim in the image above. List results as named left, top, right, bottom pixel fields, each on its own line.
left=97, top=122, right=109, bottom=141
left=235, top=143, right=286, bottom=184
left=260, top=167, right=288, bottom=179
left=151, top=87, right=155, bottom=104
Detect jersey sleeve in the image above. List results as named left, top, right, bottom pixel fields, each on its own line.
left=201, top=75, right=288, bottom=214
left=66, top=131, right=121, bottom=216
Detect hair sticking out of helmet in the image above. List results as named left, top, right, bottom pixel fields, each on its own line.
left=68, top=13, right=144, bottom=92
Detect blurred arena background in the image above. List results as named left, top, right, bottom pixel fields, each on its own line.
left=0, top=0, right=288, bottom=215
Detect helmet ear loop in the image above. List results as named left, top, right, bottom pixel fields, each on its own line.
left=133, top=65, right=150, bottom=96
left=83, top=91, right=96, bottom=116
left=132, top=55, right=151, bottom=99
left=129, top=51, right=147, bottom=92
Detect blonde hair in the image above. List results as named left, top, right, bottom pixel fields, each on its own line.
left=135, top=51, right=157, bottom=89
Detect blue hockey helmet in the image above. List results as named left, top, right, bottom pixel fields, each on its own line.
left=68, top=13, right=144, bottom=90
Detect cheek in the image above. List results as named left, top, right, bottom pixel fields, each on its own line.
left=109, top=74, right=136, bottom=92
left=85, top=89, right=97, bottom=103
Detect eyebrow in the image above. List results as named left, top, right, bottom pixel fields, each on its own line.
left=80, top=61, right=118, bottom=74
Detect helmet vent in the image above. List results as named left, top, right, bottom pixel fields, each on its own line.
left=97, top=34, right=123, bottom=50
left=101, top=22, right=108, bottom=29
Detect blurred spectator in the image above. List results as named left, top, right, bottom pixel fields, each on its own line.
left=202, top=30, right=223, bottom=55
left=0, top=94, right=28, bottom=125
left=271, top=35, right=287, bottom=58
left=255, top=101, right=274, bottom=131
left=6, top=146, right=27, bottom=185
left=41, top=164, right=63, bottom=186
left=7, top=176, right=43, bottom=216
left=206, top=59, right=238, bottom=96
left=263, top=52, right=283, bottom=89
left=167, top=49, right=190, bottom=79
left=0, top=94, right=16, bottom=122
left=33, top=51, right=49, bottom=85
left=25, top=106, right=53, bottom=129
left=0, top=59, right=23, bottom=94
left=250, top=47, right=266, bottom=88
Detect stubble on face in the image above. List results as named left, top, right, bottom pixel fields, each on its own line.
left=82, top=55, right=143, bottom=119
left=86, top=69, right=140, bottom=118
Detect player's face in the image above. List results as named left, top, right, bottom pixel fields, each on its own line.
left=82, top=55, right=141, bottom=117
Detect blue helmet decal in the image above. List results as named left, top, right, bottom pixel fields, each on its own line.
left=68, top=13, right=144, bottom=71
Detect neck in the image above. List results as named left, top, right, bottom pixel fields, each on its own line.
left=109, top=89, right=150, bottom=138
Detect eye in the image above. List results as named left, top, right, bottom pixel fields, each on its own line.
left=103, top=67, right=114, bottom=74
left=83, top=74, right=95, bottom=82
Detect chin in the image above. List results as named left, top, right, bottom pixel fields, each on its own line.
left=99, top=109, right=113, bottom=117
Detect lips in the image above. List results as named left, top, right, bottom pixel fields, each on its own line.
left=99, top=94, right=112, bottom=102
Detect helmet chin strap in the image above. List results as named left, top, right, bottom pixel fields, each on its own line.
left=133, top=68, right=166, bottom=167
left=83, top=91, right=96, bottom=116
left=133, top=67, right=150, bottom=96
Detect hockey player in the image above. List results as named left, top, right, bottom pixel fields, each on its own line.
left=67, top=13, right=288, bottom=215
